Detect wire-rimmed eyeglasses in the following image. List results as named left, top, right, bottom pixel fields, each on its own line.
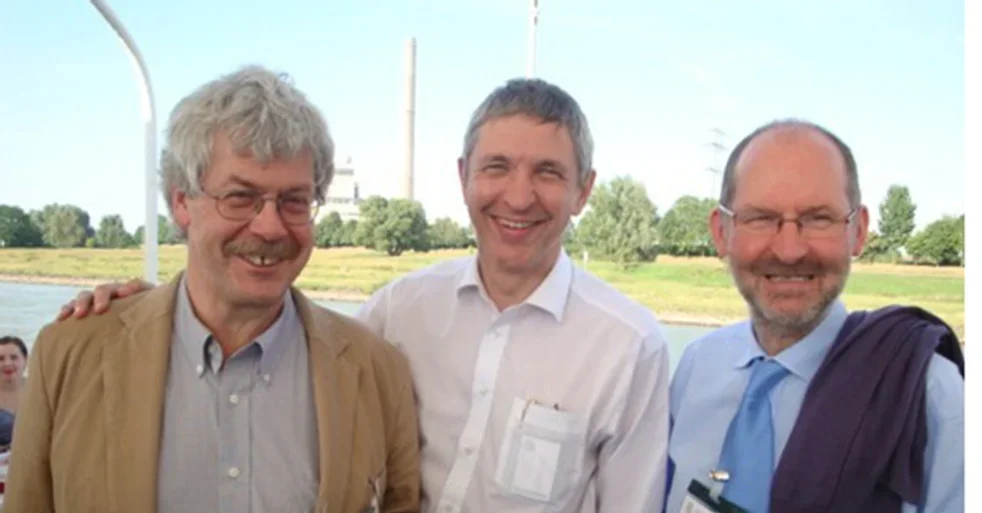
left=201, top=189, right=321, bottom=225
left=718, top=204, right=857, bottom=239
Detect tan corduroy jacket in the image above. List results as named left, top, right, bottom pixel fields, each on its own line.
left=3, top=273, right=421, bottom=513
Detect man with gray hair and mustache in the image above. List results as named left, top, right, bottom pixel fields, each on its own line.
left=56, top=77, right=673, bottom=513
left=665, top=119, right=963, bottom=513
left=5, top=65, right=421, bottom=513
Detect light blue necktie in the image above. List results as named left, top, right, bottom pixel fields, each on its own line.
left=717, top=357, right=790, bottom=513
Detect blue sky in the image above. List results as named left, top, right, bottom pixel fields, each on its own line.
left=0, top=0, right=964, bottom=234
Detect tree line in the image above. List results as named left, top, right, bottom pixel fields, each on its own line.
left=0, top=204, right=182, bottom=249
left=0, top=180, right=963, bottom=267
left=0, top=199, right=470, bottom=257
left=313, top=196, right=472, bottom=255
left=563, top=178, right=963, bottom=268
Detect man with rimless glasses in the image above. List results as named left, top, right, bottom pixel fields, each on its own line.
left=665, top=119, right=964, bottom=513
left=4, top=66, right=421, bottom=513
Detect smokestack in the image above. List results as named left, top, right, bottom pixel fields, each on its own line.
left=526, top=0, right=538, bottom=77
left=402, top=37, right=416, bottom=200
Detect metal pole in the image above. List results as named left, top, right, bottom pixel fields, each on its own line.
left=90, top=0, right=158, bottom=284
left=526, top=0, right=539, bottom=77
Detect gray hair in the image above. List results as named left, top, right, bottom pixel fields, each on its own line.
left=720, top=118, right=861, bottom=209
left=461, top=78, right=594, bottom=184
left=159, top=65, right=335, bottom=217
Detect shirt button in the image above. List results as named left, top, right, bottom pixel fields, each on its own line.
left=464, top=446, right=475, bottom=456
left=229, top=394, right=240, bottom=405
left=195, top=364, right=204, bottom=376
left=478, top=387, right=489, bottom=397
left=228, top=467, right=240, bottom=479
left=262, top=374, right=271, bottom=383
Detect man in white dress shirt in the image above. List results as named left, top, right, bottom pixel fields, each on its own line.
left=57, top=77, right=673, bottom=513
left=356, top=78, right=671, bottom=513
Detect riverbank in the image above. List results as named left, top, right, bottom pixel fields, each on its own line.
left=0, top=246, right=965, bottom=336
left=0, top=271, right=726, bottom=328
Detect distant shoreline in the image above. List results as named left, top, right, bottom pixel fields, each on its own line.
left=0, top=272, right=727, bottom=329
left=0, top=246, right=964, bottom=339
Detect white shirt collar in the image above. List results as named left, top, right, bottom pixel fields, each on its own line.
left=456, top=250, right=574, bottom=322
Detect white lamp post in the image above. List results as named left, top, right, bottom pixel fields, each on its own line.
left=90, top=0, right=159, bottom=284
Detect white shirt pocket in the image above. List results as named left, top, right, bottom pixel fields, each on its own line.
left=493, top=397, right=588, bottom=506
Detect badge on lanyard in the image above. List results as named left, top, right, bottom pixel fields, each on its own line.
left=679, top=470, right=748, bottom=513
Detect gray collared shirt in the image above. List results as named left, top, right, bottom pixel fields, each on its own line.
left=157, top=278, right=319, bottom=513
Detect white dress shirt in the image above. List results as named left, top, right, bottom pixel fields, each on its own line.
left=357, top=250, right=671, bottom=513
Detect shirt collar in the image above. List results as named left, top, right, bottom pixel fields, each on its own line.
left=457, top=256, right=483, bottom=292
left=732, top=299, right=849, bottom=382
left=456, top=250, right=574, bottom=322
left=175, top=275, right=298, bottom=378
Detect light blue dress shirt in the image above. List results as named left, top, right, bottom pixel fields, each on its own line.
left=666, top=300, right=964, bottom=513
left=156, top=277, right=319, bottom=513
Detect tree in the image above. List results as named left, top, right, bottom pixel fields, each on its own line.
left=376, top=199, right=430, bottom=256
left=658, top=196, right=717, bottom=256
left=28, top=210, right=46, bottom=239
left=353, top=196, right=389, bottom=247
left=562, top=221, right=584, bottom=256
left=575, top=176, right=660, bottom=268
left=95, top=215, right=135, bottom=248
left=858, top=230, right=893, bottom=263
left=36, top=203, right=93, bottom=248
left=338, top=220, right=358, bottom=247
left=428, top=217, right=470, bottom=249
left=461, top=225, right=476, bottom=248
left=0, top=205, right=44, bottom=247
left=354, top=196, right=429, bottom=256
left=315, top=212, right=345, bottom=248
left=877, top=185, right=916, bottom=254
left=907, top=215, right=964, bottom=266
left=160, top=215, right=181, bottom=244
left=134, top=214, right=180, bottom=245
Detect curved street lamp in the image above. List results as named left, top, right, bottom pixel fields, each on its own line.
left=89, top=0, right=159, bottom=283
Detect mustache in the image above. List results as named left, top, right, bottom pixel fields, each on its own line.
left=224, top=238, right=300, bottom=260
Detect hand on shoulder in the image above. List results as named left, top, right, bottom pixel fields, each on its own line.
left=55, top=278, right=156, bottom=322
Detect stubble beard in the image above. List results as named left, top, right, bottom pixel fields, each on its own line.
left=730, top=257, right=851, bottom=341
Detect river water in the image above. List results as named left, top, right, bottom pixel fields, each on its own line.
left=0, top=281, right=713, bottom=373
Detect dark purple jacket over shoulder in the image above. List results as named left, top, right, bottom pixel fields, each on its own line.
left=770, top=305, right=963, bottom=513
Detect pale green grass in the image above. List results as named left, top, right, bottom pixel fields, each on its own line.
left=0, top=246, right=964, bottom=337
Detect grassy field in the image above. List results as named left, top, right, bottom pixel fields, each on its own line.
left=0, top=245, right=965, bottom=338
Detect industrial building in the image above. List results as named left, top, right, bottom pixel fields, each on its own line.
left=319, top=156, right=361, bottom=222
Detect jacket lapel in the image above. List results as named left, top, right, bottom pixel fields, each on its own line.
left=294, top=291, right=360, bottom=513
left=104, top=275, right=181, bottom=513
